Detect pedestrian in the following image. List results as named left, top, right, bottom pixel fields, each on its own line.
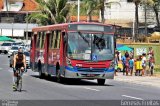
left=125, top=51, right=130, bottom=58
left=125, top=57, right=130, bottom=76
left=149, top=56, right=155, bottom=76
left=129, top=51, right=134, bottom=59
left=118, top=51, right=122, bottom=61
left=139, top=55, right=143, bottom=76
left=135, top=57, right=140, bottom=76
left=142, top=53, right=147, bottom=76
left=122, top=55, right=126, bottom=75
left=129, top=57, right=134, bottom=76
left=135, top=56, right=143, bottom=76
left=114, top=54, right=118, bottom=76
left=148, top=47, right=154, bottom=59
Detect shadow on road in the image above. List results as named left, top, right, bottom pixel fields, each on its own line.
left=13, top=89, right=27, bottom=93
left=30, top=75, right=114, bottom=87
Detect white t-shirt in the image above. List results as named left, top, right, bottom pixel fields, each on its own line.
left=142, top=57, right=147, bottom=66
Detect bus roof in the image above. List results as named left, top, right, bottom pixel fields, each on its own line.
left=32, top=22, right=115, bottom=32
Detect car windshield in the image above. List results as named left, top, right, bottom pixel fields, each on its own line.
left=24, top=52, right=30, bottom=56
left=12, top=43, right=22, bottom=45
left=11, top=47, right=19, bottom=50
left=67, top=32, right=114, bottom=61
left=1, top=43, right=12, bottom=46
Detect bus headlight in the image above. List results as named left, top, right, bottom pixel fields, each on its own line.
left=109, top=60, right=115, bottom=69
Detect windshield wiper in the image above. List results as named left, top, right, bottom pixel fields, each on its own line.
left=78, top=32, right=90, bottom=46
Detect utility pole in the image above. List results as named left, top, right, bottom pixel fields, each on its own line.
left=26, top=12, right=29, bottom=43
left=133, top=19, right=135, bottom=42
left=77, top=0, right=80, bottom=22
left=6, top=0, right=8, bottom=11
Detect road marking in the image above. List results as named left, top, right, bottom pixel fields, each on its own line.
left=84, top=87, right=100, bottom=91
left=122, top=95, right=144, bottom=100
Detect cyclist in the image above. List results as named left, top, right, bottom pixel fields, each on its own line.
left=13, top=48, right=26, bottom=91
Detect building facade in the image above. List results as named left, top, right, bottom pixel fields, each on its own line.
left=105, top=0, right=159, bottom=37
left=0, top=0, right=38, bottom=39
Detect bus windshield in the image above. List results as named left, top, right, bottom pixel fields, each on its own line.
left=67, top=32, right=114, bottom=61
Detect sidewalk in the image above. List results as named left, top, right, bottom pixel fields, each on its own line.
left=114, top=72, right=160, bottom=88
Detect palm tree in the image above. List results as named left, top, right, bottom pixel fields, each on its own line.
left=147, top=0, right=160, bottom=27
left=133, top=0, right=141, bottom=42
left=27, top=0, right=70, bottom=25
left=83, top=0, right=98, bottom=22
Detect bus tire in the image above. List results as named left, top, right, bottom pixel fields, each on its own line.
left=97, top=79, right=105, bottom=85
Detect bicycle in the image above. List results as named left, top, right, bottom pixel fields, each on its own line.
left=15, top=68, right=23, bottom=92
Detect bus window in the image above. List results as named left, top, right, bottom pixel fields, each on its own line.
left=54, top=31, right=61, bottom=49
left=40, top=32, right=45, bottom=48
left=50, top=30, right=61, bottom=49
left=49, top=31, right=54, bottom=49
left=36, top=32, right=41, bottom=48
left=51, top=31, right=56, bottom=49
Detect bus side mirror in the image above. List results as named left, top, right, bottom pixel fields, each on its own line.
left=64, top=35, right=67, bottom=43
left=62, top=32, right=67, bottom=43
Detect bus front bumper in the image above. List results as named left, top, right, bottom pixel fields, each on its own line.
left=63, top=67, right=114, bottom=79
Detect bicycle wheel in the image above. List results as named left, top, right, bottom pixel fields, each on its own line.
left=17, top=69, right=22, bottom=92
left=18, top=77, right=22, bottom=92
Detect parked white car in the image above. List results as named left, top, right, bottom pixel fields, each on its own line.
left=0, top=42, right=13, bottom=54
left=8, top=46, right=19, bottom=55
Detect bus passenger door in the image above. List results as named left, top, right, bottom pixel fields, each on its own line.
left=44, top=33, right=50, bottom=74
left=60, top=32, right=67, bottom=76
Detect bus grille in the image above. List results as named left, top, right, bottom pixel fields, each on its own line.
left=77, top=67, right=105, bottom=72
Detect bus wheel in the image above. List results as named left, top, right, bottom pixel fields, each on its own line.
left=97, top=79, right=105, bottom=85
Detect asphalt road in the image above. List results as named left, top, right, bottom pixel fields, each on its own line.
left=0, top=54, right=160, bottom=106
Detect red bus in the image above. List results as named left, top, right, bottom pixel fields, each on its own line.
left=30, top=22, right=116, bottom=85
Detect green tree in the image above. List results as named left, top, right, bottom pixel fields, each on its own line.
left=146, top=0, right=160, bottom=27
left=27, top=0, right=70, bottom=25
left=133, top=0, right=141, bottom=42
left=83, top=0, right=120, bottom=23
left=83, top=0, right=98, bottom=22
